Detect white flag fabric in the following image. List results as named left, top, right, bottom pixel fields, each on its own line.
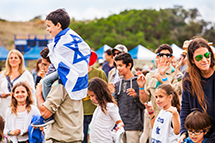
left=48, top=28, right=91, bottom=100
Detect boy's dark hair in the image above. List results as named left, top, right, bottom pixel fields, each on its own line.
left=46, top=8, right=70, bottom=30
left=114, top=53, right=133, bottom=70
left=185, top=110, right=211, bottom=131
left=40, top=47, right=51, bottom=63
left=156, top=44, right=173, bottom=54
left=88, top=77, right=117, bottom=114
left=105, top=49, right=112, bottom=56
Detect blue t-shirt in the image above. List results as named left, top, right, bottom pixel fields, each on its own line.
left=183, top=137, right=207, bottom=143
left=102, top=61, right=114, bottom=78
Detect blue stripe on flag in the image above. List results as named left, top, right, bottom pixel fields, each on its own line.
left=72, top=74, right=88, bottom=92
left=57, top=62, right=70, bottom=86
left=57, top=61, right=88, bottom=92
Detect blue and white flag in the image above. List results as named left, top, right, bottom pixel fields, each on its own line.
left=48, top=28, right=91, bottom=100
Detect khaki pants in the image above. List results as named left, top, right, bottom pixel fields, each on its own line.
left=122, top=130, right=141, bottom=143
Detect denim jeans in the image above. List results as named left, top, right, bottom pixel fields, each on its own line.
left=42, top=71, right=58, bottom=100
left=82, top=115, right=92, bottom=143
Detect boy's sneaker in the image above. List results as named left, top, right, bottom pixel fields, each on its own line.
left=31, top=115, right=55, bottom=127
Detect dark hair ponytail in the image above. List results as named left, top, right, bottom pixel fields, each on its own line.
left=157, top=83, right=181, bottom=114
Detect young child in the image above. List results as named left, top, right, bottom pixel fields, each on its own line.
left=32, top=8, right=91, bottom=127
left=88, top=77, right=124, bottom=143
left=183, top=110, right=211, bottom=143
left=145, top=83, right=181, bottom=143
left=0, top=115, right=12, bottom=143
left=3, top=82, right=40, bottom=143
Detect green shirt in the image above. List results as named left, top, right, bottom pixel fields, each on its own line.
left=83, top=67, right=108, bottom=115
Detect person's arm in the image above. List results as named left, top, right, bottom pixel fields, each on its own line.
left=167, top=106, right=180, bottom=135
left=36, top=83, right=53, bottom=119
left=137, top=74, right=147, bottom=103
left=145, top=103, right=155, bottom=128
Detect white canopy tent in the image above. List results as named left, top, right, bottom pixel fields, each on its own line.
left=128, top=45, right=156, bottom=60
left=171, top=44, right=184, bottom=59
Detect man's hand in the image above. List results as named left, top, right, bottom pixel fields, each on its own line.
left=127, top=88, right=136, bottom=98
left=157, top=56, right=169, bottom=75
left=108, top=83, right=115, bottom=94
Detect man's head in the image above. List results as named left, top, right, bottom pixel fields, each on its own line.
left=46, top=9, right=70, bottom=38
left=40, top=47, right=51, bottom=73
left=104, top=49, right=113, bottom=62
left=112, top=44, right=128, bottom=58
left=156, top=44, right=174, bottom=64
left=114, top=53, right=133, bottom=76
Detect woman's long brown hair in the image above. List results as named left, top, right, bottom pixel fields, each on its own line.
left=10, top=82, right=34, bottom=116
left=183, top=38, right=215, bottom=113
left=88, top=77, right=117, bottom=114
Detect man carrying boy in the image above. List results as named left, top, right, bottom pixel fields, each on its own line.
left=34, top=8, right=91, bottom=142
left=109, top=53, right=147, bottom=143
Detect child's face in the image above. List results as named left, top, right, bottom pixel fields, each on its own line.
left=14, top=85, right=28, bottom=104
left=155, top=88, right=172, bottom=110
left=115, top=60, right=131, bottom=77
left=46, top=20, right=62, bottom=38
left=88, top=90, right=98, bottom=105
left=188, top=129, right=206, bottom=143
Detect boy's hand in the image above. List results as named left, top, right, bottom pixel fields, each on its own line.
left=137, top=74, right=146, bottom=88
left=127, top=88, right=136, bottom=98
left=11, top=129, right=21, bottom=136
left=178, top=134, right=186, bottom=143
left=108, top=83, right=115, bottom=94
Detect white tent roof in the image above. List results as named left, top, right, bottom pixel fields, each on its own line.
left=129, top=45, right=156, bottom=60
left=171, top=44, right=184, bottom=59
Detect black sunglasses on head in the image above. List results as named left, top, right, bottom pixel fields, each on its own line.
left=157, top=53, right=173, bottom=58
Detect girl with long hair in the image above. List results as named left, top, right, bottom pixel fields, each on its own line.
left=88, top=77, right=124, bottom=143
left=3, top=82, right=40, bottom=143
left=145, top=83, right=181, bottom=143
left=178, top=38, right=215, bottom=143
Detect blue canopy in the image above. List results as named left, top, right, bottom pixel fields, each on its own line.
left=23, top=46, right=42, bottom=60
left=0, top=46, right=9, bottom=60
left=129, top=45, right=156, bottom=60
left=95, top=44, right=112, bottom=60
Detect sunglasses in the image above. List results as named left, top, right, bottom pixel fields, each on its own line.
left=195, top=52, right=211, bottom=62
left=187, top=130, right=205, bottom=135
left=113, top=52, right=121, bottom=56
left=157, top=53, right=172, bottom=58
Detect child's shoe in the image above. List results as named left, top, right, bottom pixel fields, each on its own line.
left=31, top=115, right=55, bottom=127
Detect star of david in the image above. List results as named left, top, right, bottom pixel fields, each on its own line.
left=63, top=34, right=90, bottom=64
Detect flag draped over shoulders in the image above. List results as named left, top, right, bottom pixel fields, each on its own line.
left=48, top=28, right=91, bottom=100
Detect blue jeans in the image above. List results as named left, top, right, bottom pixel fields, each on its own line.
left=82, top=115, right=92, bottom=143
left=42, top=71, right=58, bottom=100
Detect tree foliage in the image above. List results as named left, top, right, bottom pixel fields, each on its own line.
left=69, top=6, right=215, bottom=51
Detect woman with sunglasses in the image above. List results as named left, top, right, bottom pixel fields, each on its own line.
left=178, top=38, right=215, bottom=143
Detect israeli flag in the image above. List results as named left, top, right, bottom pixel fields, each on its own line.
left=48, top=28, right=91, bottom=100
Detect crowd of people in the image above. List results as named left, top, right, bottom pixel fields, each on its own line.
left=0, top=8, right=214, bottom=143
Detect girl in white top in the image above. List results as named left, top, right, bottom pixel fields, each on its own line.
left=145, top=83, right=181, bottom=143
left=3, top=82, right=40, bottom=143
left=0, top=50, right=35, bottom=119
left=88, top=77, right=124, bottom=143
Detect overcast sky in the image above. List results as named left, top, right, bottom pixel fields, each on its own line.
left=0, top=0, right=214, bottom=23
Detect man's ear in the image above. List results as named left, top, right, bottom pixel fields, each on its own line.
left=128, top=63, right=132, bottom=69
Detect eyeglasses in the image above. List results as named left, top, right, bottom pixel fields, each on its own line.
left=187, top=130, right=205, bottom=135
left=195, top=52, right=211, bottom=62
left=157, top=53, right=172, bottom=58
left=113, top=52, right=121, bottom=56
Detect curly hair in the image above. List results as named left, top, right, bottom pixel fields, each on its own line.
left=10, top=82, right=34, bottom=116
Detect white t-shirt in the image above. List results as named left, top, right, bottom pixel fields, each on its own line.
left=0, top=70, right=35, bottom=119
left=89, top=102, right=122, bottom=143
left=151, top=109, right=179, bottom=143
left=15, top=111, right=28, bottom=142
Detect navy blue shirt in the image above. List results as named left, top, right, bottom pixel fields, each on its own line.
left=180, top=71, right=215, bottom=143
left=102, top=61, right=114, bottom=78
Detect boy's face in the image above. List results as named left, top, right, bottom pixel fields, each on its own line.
left=115, top=60, right=131, bottom=76
left=46, top=20, right=62, bottom=38
left=188, top=129, right=206, bottom=143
